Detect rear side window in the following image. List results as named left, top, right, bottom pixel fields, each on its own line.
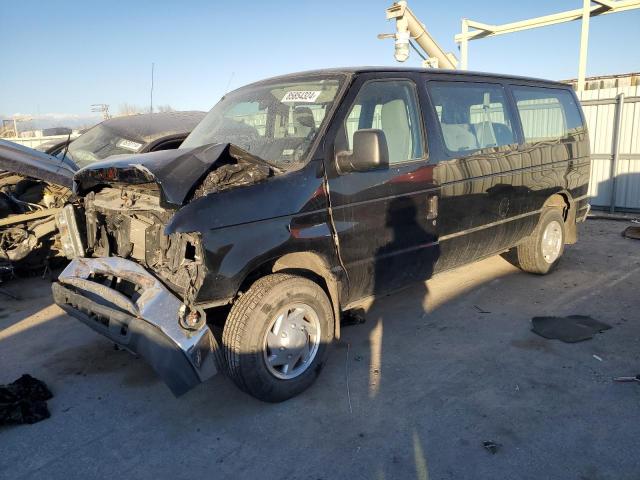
left=511, top=86, right=583, bottom=143
left=427, top=82, right=516, bottom=153
left=339, top=80, right=425, bottom=164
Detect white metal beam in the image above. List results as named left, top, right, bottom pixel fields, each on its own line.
left=454, top=0, right=640, bottom=87
left=578, top=0, right=592, bottom=91
left=454, top=0, right=640, bottom=42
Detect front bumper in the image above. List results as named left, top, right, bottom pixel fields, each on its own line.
left=52, top=257, right=218, bottom=396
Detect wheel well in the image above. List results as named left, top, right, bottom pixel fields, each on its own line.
left=544, top=192, right=577, bottom=244
left=237, top=253, right=343, bottom=339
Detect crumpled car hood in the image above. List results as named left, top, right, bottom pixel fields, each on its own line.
left=74, top=143, right=274, bottom=206
left=0, top=140, right=76, bottom=188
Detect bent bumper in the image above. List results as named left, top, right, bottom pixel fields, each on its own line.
left=52, top=257, right=219, bottom=396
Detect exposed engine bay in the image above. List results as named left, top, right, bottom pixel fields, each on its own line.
left=76, top=187, right=206, bottom=306
left=57, top=142, right=280, bottom=309
left=0, top=171, right=71, bottom=269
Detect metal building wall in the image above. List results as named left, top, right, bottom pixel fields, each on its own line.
left=578, top=85, right=640, bottom=211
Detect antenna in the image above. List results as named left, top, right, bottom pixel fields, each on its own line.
left=56, top=131, right=72, bottom=170
left=224, top=71, right=235, bottom=96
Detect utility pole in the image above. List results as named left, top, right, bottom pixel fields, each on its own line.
left=90, top=104, right=111, bottom=120
left=150, top=62, right=155, bottom=114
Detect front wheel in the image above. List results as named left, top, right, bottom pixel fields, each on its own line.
left=511, top=208, right=566, bottom=275
left=222, top=273, right=334, bottom=402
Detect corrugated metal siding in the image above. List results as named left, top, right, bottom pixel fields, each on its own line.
left=516, top=100, right=566, bottom=141
left=578, top=85, right=640, bottom=211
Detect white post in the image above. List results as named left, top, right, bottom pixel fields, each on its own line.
left=578, top=0, right=591, bottom=91
left=609, top=93, right=625, bottom=213
left=460, top=18, right=469, bottom=70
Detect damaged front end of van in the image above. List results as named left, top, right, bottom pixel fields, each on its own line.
left=52, top=72, right=345, bottom=399
left=52, top=143, right=278, bottom=396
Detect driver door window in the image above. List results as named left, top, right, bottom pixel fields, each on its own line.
left=338, top=80, right=424, bottom=164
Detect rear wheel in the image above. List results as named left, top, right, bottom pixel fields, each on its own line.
left=511, top=208, right=566, bottom=275
left=222, top=273, right=334, bottom=402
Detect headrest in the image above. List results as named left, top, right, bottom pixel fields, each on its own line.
left=293, top=107, right=316, bottom=128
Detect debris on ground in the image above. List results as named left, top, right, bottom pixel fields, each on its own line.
left=342, top=308, right=366, bottom=327
left=593, top=354, right=603, bottom=362
left=531, top=315, right=612, bottom=343
left=474, top=305, right=491, bottom=314
left=482, top=441, right=501, bottom=454
left=0, top=374, right=53, bottom=425
left=622, top=226, right=640, bottom=240
left=613, top=375, right=640, bottom=384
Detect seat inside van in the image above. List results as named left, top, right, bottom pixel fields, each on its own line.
left=381, top=99, right=412, bottom=161
left=435, top=88, right=514, bottom=153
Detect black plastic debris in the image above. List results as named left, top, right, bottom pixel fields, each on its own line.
left=531, top=315, right=611, bottom=343
left=483, top=441, right=501, bottom=454
left=623, top=226, right=640, bottom=240
left=341, top=308, right=366, bottom=327
left=474, top=305, right=491, bottom=314
left=0, top=374, right=53, bottom=425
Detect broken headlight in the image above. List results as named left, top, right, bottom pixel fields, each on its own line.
left=56, top=204, right=85, bottom=259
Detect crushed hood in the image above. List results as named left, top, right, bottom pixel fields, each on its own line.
left=74, top=143, right=275, bottom=206
left=0, top=140, right=76, bottom=188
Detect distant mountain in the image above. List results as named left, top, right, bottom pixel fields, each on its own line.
left=0, top=112, right=103, bottom=132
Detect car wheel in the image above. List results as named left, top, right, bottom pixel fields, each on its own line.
left=222, top=273, right=334, bottom=402
left=512, top=208, right=566, bottom=275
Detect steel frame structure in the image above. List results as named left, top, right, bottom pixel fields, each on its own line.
left=454, top=0, right=640, bottom=90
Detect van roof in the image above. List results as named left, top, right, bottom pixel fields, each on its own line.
left=245, top=67, right=571, bottom=89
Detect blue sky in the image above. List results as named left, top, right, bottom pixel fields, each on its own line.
left=1, top=0, right=638, bottom=121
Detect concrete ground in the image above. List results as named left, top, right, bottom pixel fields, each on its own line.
left=1, top=219, right=639, bottom=480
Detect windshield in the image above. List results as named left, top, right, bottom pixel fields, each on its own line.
left=181, top=76, right=344, bottom=168
left=63, top=124, right=145, bottom=167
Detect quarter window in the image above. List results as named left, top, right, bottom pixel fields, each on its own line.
left=512, top=86, right=583, bottom=143
left=427, top=82, right=516, bottom=153
left=337, top=80, right=424, bottom=164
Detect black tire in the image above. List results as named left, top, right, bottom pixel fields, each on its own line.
left=222, top=273, right=334, bottom=402
left=511, top=208, right=566, bottom=275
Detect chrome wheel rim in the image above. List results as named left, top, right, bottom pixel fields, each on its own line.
left=263, top=303, right=321, bottom=380
left=541, top=220, right=563, bottom=263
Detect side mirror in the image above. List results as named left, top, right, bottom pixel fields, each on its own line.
left=336, top=129, right=389, bottom=173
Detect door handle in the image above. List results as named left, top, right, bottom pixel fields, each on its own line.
left=427, top=195, right=438, bottom=220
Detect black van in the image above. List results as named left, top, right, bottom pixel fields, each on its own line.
left=52, top=68, right=590, bottom=401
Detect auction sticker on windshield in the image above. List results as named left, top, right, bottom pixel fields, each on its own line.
left=117, top=139, right=143, bottom=152
left=282, top=91, right=321, bottom=103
